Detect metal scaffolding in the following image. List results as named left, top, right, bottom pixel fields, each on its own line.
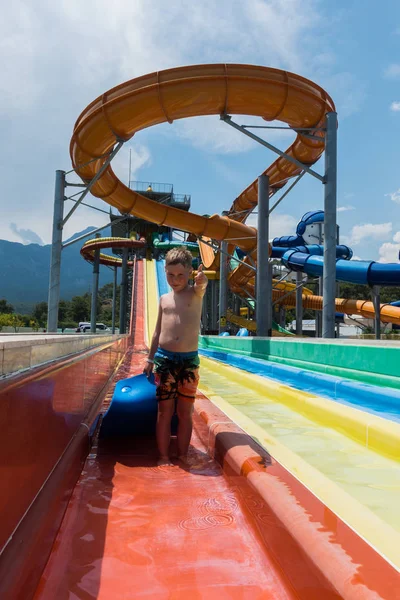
left=221, top=111, right=338, bottom=339
left=47, top=142, right=125, bottom=332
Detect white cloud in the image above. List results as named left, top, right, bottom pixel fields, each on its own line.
left=337, top=205, right=355, bottom=212
left=9, top=223, right=44, bottom=245
left=350, top=255, right=362, bottom=261
left=385, top=188, right=400, bottom=204
left=349, top=222, right=392, bottom=246
left=112, top=143, right=152, bottom=185
left=245, top=212, right=297, bottom=240
left=173, top=116, right=294, bottom=155
left=384, top=64, right=400, bottom=79
left=378, top=231, right=400, bottom=263
left=390, top=102, right=400, bottom=112
left=0, top=0, right=366, bottom=245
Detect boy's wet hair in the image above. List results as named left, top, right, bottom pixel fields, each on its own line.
left=165, top=247, right=193, bottom=269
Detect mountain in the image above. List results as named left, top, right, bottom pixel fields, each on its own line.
left=0, top=226, right=113, bottom=314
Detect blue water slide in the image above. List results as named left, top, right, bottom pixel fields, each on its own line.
left=282, top=251, right=400, bottom=286
left=271, top=244, right=352, bottom=260
left=272, top=210, right=325, bottom=249
left=155, top=259, right=170, bottom=296
left=272, top=234, right=305, bottom=248
left=199, top=349, right=400, bottom=423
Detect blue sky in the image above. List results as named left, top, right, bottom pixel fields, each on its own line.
left=1, top=0, right=400, bottom=262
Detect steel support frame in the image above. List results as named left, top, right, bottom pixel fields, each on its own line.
left=256, top=175, right=272, bottom=336
left=222, top=112, right=338, bottom=339
left=295, top=271, right=303, bottom=335
left=119, top=247, right=129, bottom=334
left=112, top=266, right=118, bottom=334
left=47, top=142, right=124, bottom=332
left=219, top=240, right=228, bottom=333
left=47, top=170, right=65, bottom=332
left=372, top=286, right=381, bottom=340
left=90, top=243, right=101, bottom=333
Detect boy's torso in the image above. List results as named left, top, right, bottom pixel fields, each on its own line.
left=158, top=287, right=202, bottom=353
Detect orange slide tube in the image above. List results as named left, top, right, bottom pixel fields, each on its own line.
left=80, top=236, right=145, bottom=267
left=70, top=63, right=400, bottom=326
left=70, top=64, right=333, bottom=289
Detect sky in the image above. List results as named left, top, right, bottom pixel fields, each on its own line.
left=1, top=0, right=400, bottom=263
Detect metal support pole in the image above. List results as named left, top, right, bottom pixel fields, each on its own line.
left=90, top=241, right=100, bottom=333
left=211, top=280, right=218, bottom=331
left=219, top=241, right=228, bottom=333
left=316, top=277, right=323, bottom=337
left=112, top=265, right=118, bottom=334
left=322, top=112, right=338, bottom=338
left=296, top=271, right=303, bottom=336
left=62, top=141, right=124, bottom=226
left=256, top=175, right=272, bottom=336
left=336, top=281, right=341, bottom=338
left=373, top=286, right=381, bottom=340
left=119, top=247, right=129, bottom=334
left=47, top=170, right=65, bottom=332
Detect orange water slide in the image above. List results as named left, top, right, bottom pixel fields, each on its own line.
left=70, top=64, right=334, bottom=292
left=80, top=237, right=145, bottom=267
left=70, top=63, right=400, bottom=327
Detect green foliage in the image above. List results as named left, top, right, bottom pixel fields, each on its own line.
left=68, top=294, right=91, bottom=322
left=58, top=300, right=70, bottom=322
left=3, top=282, right=123, bottom=330
left=338, top=283, right=400, bottom=303
left=32, top=301, right=48, bottom=327
left=0, top=313, right=25, bottom=332
left=0, top=299, right=14, bottom=314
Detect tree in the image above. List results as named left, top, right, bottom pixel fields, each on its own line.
left=69, top=294, right=91, bottom=322
left=32, top=302, right=48, bottom=327
left=58, top=300, right=70, bottom=322
left=0, top=313, right=25, bottom=332
left=0, top=299, right=14, bottom=314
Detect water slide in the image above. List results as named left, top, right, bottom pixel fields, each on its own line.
left=1, top=257, right=398, bottom=597
left=151, top=258, right=400, bottom=575
left=70, top=64, right=331, bottom=303
left=70, top=63, right=400, bottom=327
left=153, top=238, right=199, bottom=255
left=80, top=237, right=145, bottom=267
left=43, top=64, right=399, bottom=595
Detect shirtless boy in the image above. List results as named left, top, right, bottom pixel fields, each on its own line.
left=143, top=247, right=208, bottom=466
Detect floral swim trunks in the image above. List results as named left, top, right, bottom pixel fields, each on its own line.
left=153, top=347, right=200, bottom=403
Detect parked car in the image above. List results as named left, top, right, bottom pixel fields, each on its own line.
left=76, top=322, right=111, bottom=333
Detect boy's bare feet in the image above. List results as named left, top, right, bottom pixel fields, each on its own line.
left=157, top=456, right=174, bottom=467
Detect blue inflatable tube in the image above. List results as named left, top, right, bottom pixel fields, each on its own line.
left=100, top=373, right=158, bottom=437
left=199, top=349, right=400, bottom=422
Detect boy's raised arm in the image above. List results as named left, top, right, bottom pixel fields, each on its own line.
left=194, top=264, right=208, bottom=298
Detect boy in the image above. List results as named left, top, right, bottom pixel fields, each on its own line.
left=143, top=247, right=208, bottom=466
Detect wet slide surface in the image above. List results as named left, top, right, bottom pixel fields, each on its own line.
left=34, top=416, right=299, bottom=599
left=34, top=260, right=300, bottom=599
left=199, top=359, right=400, bottom=569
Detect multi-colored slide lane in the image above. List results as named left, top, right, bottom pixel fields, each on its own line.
left=32, top=259, right=351, bottom=599
left=198, top=356, right=400, bottom=566
left=156, top=259, right=400, bottom=564
left=1, top=258, right=397, bottom=598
